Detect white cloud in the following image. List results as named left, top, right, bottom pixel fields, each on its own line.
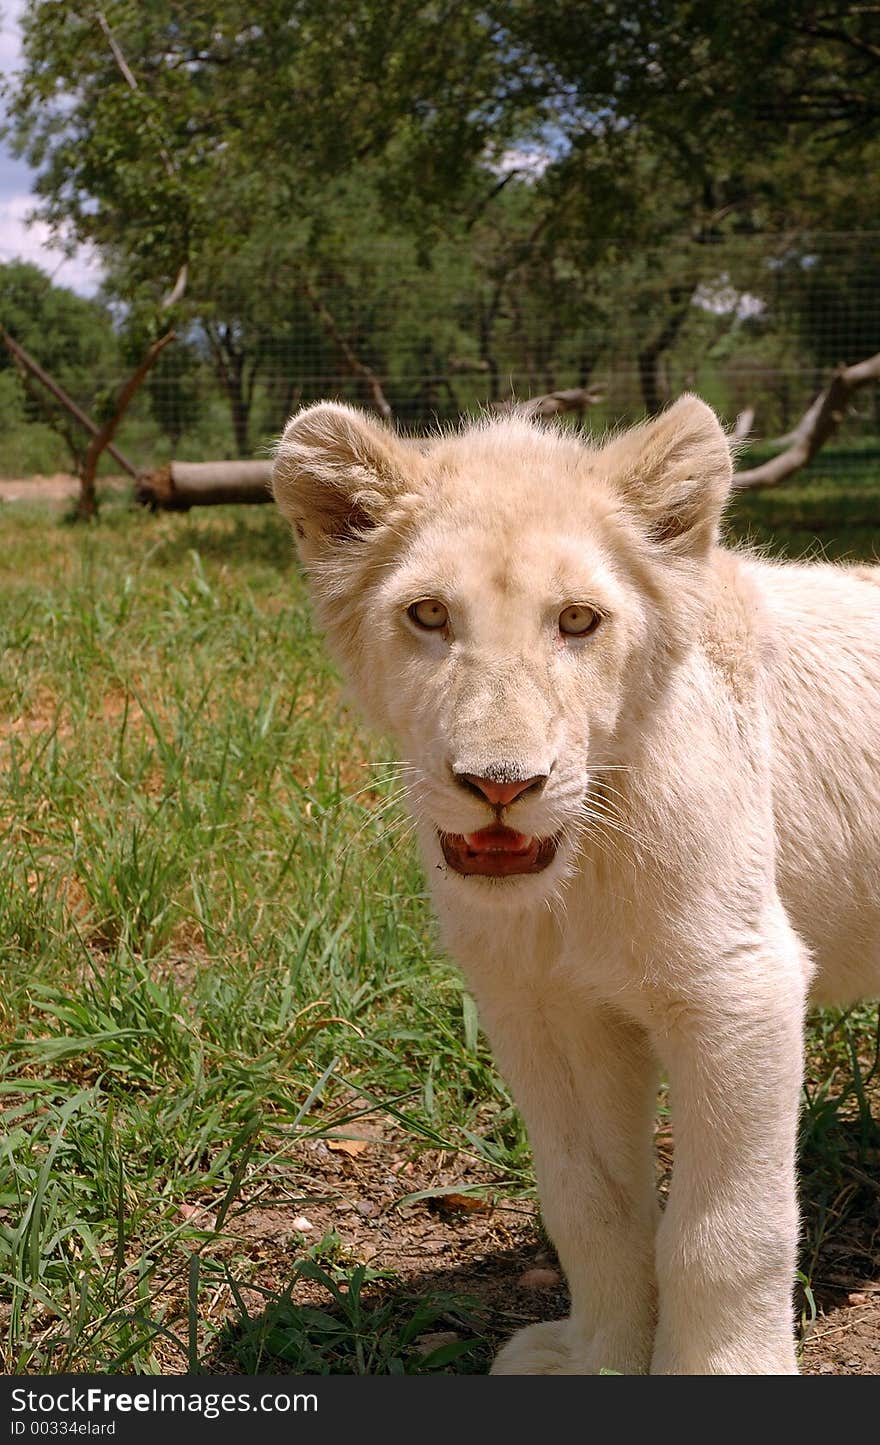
left=0, top=1, right=104, bottom=296
left=0, top=0, right=24, bottom=84
left=0, top=0, right=24, bottom=55
left=489, top=146, right=552, bottom=182
left=693, top=276, right=765, bottom=321
left=0, top=192, right=104, bottom=295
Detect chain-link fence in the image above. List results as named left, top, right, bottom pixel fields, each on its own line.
left=1, top=232, right=879, bottom=480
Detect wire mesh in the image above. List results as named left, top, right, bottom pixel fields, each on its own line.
left=1, top=232, right=878, bottom=477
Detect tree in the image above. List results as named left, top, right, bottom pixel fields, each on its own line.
left=5, top=2, right=878, bottom=455
left=487, top=2, right=880, bottom=413
left=6, top=2, right=521, bottom=449
left=143, top=336, right=203, bottom=451
left=496, top=2, right=880, bottom=181
left=0, top=260, right=120, bottom=471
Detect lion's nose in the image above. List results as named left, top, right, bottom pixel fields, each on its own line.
left=456, top=772, right=548, bottom=807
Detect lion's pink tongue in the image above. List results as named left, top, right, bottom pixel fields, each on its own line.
left=464, top=826, right=533, bottom=854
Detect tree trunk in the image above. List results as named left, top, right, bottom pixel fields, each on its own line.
left=637, top=286, right=693, bottom=415
left=206, top=323, right=253, bottom=458
left=478, top=284, right=503, bottom=403
left=226, top=359, right=251, bottom=459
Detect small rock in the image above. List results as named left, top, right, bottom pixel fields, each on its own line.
left=177, top=1203, right=218, bottom=1231
left=414, top=1330, right=461, bottom=1357
left=291, top=1215, right=314, bottom=1232
left=847, top=1292, right=868, bottom=1305
left=356, top=1199, right=378, bottom=1217
left=518, top=1267, right=562, bottom=1290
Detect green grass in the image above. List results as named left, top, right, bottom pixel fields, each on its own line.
left=217, top=1246, right=484, bottom=1375
left=0, top=499, right=522, bottom=1373
left=0, top=465, right=878, bottom=1373
left=726, top=447, right=880, bottom=560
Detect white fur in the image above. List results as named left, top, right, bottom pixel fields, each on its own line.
left=272, top=396, right=880, bottom=1375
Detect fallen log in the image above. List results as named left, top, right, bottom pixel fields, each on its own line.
left=137, top=458, right=273, bottom=510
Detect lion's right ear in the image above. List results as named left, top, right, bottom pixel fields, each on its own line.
left=272, top=403, right=419, bottom=556
left=597, top=395, right=732, bottom=558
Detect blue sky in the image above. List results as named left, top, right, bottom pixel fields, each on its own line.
left=0, top=0, right=102, bottom=294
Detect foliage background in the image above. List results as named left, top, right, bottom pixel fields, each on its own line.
left=0, top=2, right=878, bottom=471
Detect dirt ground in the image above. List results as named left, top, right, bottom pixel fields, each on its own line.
left=0, top=473, right=130, bottom=504
left=190, top=1109, right=879, bottom=1376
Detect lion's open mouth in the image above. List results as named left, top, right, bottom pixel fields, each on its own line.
left=439, top=825, right=560, bottom=877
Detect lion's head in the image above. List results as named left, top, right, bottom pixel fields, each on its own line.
left=273, top=398, right=732, bottom=903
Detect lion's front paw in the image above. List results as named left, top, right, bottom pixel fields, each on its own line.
left=492, top=1317, right=654, bottom=1375
left=490, top=1320, right=574, bottom=1375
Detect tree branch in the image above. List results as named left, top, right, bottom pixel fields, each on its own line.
left=0, top=324, right=139, bottom=476
left=96, top=10, right=177, bottom=183
left=96, top=9, right=187, bottom=308
left=733, top=352, right=880, bottom=490
left=76, top=331, right=176, bottom=518
left=494, top=385, right=605, bottom=417
left=731, top=407, right=755, bottom=444
left=299, top=281, right=393, bottom=420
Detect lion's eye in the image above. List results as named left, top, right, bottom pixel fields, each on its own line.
left=408, top=598, right=449, bottom=631
left=559, top=604, right=601, bottom=637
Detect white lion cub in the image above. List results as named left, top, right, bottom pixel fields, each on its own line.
left=272, top=396, right=880, bottom=1375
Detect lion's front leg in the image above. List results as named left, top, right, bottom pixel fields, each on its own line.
left=650, top=943, right=807, bottom=1375
left=476, top=995, right=660, bottom=1375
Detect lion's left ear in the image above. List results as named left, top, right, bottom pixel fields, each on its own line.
left=599, top=395, right=733, bottom=557
left=273, top=402, right=420, bottom=559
